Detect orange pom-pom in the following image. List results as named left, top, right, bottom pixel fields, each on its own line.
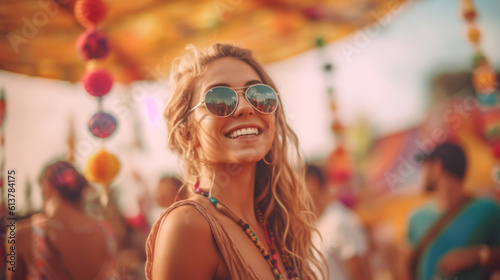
left=472, top=64, right=497, bottom=94
left=466, top=25, right=481, bottom=43
left=84, top=147, right=120, bottom=185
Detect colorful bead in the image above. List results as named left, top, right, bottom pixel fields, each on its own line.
left=209, top=197, right=218, bottom=206
left=193, top=183, right=300, bottom=279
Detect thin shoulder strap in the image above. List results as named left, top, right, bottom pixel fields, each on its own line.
left=32, top=214, right=73, bottom=280
left=31, top=214, right=53, bottom=278
left=409, top=196, right=474, bottom=280
left=145, top=200, right=259, bottom=280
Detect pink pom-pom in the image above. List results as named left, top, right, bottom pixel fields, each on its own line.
left=82, top=69, right=113, bottom=97
left=74, top=0, right=107, bottom=28
left=76, top=29, right=109, bottom=61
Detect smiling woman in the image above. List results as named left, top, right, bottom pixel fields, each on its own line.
left=145, top=43, right=325, bottom=280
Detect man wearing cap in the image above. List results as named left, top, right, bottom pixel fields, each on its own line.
left=407, top=142, right=500, bottom=280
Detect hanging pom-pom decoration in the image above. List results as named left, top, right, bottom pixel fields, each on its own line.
left=473, top=51, right=487, bottom=68
left=460, top=0, right=477, bottom=22
left=492, top=164, right=500, bottom=184
left=314, top=36, right=324, bottom=48
left=0, top=88, right=6, bottom=127
left=466, top=24, right=481, bottom=44
left=82, top=69, right=113, bottom=97
left=331, top=118, right=344, bottom=135
left=88, top=111, right=117, bottom=138
left=477, top=92, right=498, bottom=107
left=472, top=64, right=497, bottom=94
left=326, top=146, right=352, bottom=184
left=483, top=110, right=500, bottom=143
left=303, top=6, right=325, bottom=22
left=77, top=29, right=110, bottom=61
left=492, top=142, right=500, bottom=159
left=74, top=0, right=107, bottom=28
left=84, top=147, right=120, bottom=185
left=323, top=63, right=333, bottom=73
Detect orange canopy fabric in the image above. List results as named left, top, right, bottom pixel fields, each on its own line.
left=1, top=0, right=406, bottom=83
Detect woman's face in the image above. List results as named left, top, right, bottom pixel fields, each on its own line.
left=190, top=57, right=276, bottom=165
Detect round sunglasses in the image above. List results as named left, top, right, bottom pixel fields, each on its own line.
left=187, top=84, right=279, bottom=118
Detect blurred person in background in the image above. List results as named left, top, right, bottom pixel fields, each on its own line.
left=306, top=164, right=372, bottom=280
left=155, top=175, right=188, bottom=208
left=6, top=161, right=118, bottom=280
left=407, top=142, right=500, bottom=280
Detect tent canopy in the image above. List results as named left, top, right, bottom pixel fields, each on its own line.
left=0, top=0, right=405, bottom=83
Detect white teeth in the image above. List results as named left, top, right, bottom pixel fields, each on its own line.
left=227, top=127, right=260, bottom=139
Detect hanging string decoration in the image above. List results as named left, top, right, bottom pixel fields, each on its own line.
left=0, top=88, right=6, bottom=204
left=315, top=38, right=357, bottom=206
left=74, top=0, right=120, bottom=195
left=460, top=0, right=500, bottom=185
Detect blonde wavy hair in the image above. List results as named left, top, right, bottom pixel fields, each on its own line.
left=164, top=43, right=325, bottom=279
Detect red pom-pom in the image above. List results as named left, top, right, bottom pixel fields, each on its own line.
left=82, top=69, right=113, bottom=97
left=74, top=0, right=107, bottom=28
left=76, top=29, right=109, bottom=61
left=493, top=143, right=500, bottom=159
left=303, top=6, right=325, bottom=21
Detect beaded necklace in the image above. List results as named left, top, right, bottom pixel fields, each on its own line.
left=193, top=183, right=300, bottom=280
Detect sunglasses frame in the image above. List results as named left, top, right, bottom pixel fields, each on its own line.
left=187, top=84, right=280, bottom=118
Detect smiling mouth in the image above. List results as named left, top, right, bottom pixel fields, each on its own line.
left=224, top=127, right=264, bottom=139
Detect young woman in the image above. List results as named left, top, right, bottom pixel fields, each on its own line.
left=6, top=161, right=118, bottom=280
left=146, top=44, right=324, bottom=280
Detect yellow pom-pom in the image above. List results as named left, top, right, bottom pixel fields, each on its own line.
left=84, top=147, right=120, bottom=185
left=467, top=25, right=481, bottom=43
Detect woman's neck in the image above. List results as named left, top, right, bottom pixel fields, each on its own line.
left=199, top=162, right=258, bottom=224
left=44, top=197, right=83, bottom=222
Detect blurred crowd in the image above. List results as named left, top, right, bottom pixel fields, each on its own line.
left=2, top=140, right=500, bottom=280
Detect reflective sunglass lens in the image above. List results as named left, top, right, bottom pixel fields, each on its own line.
left=204, top=87, right=238, bottom=117
left=246, top=85, right=278, bottom=114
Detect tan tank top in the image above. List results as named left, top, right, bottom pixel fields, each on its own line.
left=145, top=196, right=281, bottom=280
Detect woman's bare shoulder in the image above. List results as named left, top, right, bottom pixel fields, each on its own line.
left=14, top=217, right=35, bottom=239
left=152, top=203, right=220, bottom=279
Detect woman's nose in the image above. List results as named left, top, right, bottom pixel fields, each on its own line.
left=232, top=92, right=255, bottom=118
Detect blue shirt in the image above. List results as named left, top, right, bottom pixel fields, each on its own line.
left=408, top=198, right=500, bottom=280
